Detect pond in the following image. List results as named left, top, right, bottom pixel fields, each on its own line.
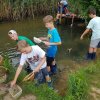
left=0, top=17, right=89, bottom=62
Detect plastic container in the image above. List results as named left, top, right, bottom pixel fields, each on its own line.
left=9, top=85, right=22, bottom=99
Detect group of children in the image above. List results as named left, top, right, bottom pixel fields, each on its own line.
left=8, top=15, right=61, bottom=89
left=4, top=7, right=100, bottom=90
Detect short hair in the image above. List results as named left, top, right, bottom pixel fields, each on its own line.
left=43, top=15, right=54, bottom=23
left=88, top=8, right=96, bottom=15
left=8, top=30, right=17, bottom=35
left=17, top=40, right=29, bottom=51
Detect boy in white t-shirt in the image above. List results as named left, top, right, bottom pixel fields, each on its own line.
left=11, top=40, right=52, bottom=87
left=80, top=8, right=100, bottom=60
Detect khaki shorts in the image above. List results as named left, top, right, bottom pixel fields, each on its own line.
left=90, top=38, right=100, bottom=48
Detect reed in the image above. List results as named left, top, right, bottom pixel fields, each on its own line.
left=0, top=0, right=100, bottom=21
left=0, top=0, right=58, bottom=21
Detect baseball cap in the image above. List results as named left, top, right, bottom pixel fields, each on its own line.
left=8, top=30, right=17, bottom=35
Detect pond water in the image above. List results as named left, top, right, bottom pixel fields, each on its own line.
left=0, top=17, right=89, bottom=61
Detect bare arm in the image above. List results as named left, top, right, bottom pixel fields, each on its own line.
left=39, top=37, right=48, bottom=41
left=80, top=28, right=91, bottom=40
left=44, top=41, right=62, bottom=46
left=11, top=65, right=23, bottom=87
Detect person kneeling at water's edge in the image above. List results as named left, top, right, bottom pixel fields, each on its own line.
left=10, top=40, right=52, bottom=88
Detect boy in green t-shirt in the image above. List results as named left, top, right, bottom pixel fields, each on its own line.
left=8, top=30, right=35, bottom=46
left=8, top=30, right=36, bottom=73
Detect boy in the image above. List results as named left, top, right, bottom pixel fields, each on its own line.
left=8, top=30, right=35, bottom=46
left=11, top=40, right=52, bottom=88
left=80, top=8, right=100, bottom=60
left=56, top=0, right=69, bottom=24
left=39, top=15, right=61, bottom=75
left=8, top=30, right=36, bottom=72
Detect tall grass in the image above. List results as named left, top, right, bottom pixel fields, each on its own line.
left=66, top=69, right=88, bottom=100
left=0, top=0, right=100, bottom=21
left=0, top=0, right=58, bottom=21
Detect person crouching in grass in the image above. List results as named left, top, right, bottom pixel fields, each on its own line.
left=10, top=40, right=52, bottom=88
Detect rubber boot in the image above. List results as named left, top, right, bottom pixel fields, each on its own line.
left=51, top=64, right=57, bottom=75
left=91, top=52, right=96, bottom=60
left=86, top=52, right=93, bottom=60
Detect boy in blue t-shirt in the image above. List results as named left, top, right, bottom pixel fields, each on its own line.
left=40, top=15, right=61, bottom=75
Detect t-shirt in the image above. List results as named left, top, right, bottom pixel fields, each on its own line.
left=19, top=45, right=46, bottom=70
left=87, top=17, right=100, bottom=40
left=47, top=28, right=61, bottom=57
left=60, top=0, right=68, bottom=5
left=18, top=36, right=35, bottom=46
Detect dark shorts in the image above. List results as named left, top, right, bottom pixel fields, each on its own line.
left=35, top=67, right=49, bottom=83
left=41, top=67, right=49, bottom=77
left=46, top=56, right=55, bottom=67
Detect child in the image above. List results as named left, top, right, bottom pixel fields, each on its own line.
left=8, top=30, right=35, bottom=46
left=8, top=30, right=36, bottom=73
left=56, top=0, right=69, bottom=24
left=80, top=8, right=100, bottom=60
left=60, top=0, right=68, bottom=9
left=11, top=40, right=52, bottom=88
left=39, top=15, right=61, bottom=75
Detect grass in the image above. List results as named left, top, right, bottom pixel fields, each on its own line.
left=1, top=56, right=100, bottom=100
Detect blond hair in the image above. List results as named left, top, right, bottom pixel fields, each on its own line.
left=43, top=15, right=54, bottom=23
left=17, top=40, right=29, bottom=51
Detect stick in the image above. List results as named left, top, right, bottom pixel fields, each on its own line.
left=71, top=15, right=74, bottom=27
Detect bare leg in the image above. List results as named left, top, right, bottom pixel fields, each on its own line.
left=47, top=66, right=50, bottom=72
left=89, top=47, right=97, bottom=53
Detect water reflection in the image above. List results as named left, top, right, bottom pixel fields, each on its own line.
left=0, top=17, right=89, bottom=66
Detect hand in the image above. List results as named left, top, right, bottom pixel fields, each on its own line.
left=80, top=35, right=84, bottom=40
left=10, top=80, right=16, bottom=87
left=39, top=37, right=44, bottom=40
left=44, top=41, right=50, bottom=46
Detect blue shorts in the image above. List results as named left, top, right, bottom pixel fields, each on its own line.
left=41, top=67, right=49, bottom=77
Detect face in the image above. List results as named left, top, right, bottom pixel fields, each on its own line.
left=89, top=14, right=93, bottom=18
left=45, top=22, right=52, bottom=29
left=20, top=47, right=31, bottom=54
left=8, top=34, right=18, bottom=40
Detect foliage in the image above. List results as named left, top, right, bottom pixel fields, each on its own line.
left=22, top=82, right=61, bottom=100
left=66, top=69, right=88, bottom=100
left=84, top=63, right=97, bottom=74
left=0, top=0, right=58, bottom=21
left=0, top=0, right=100, bottom=21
